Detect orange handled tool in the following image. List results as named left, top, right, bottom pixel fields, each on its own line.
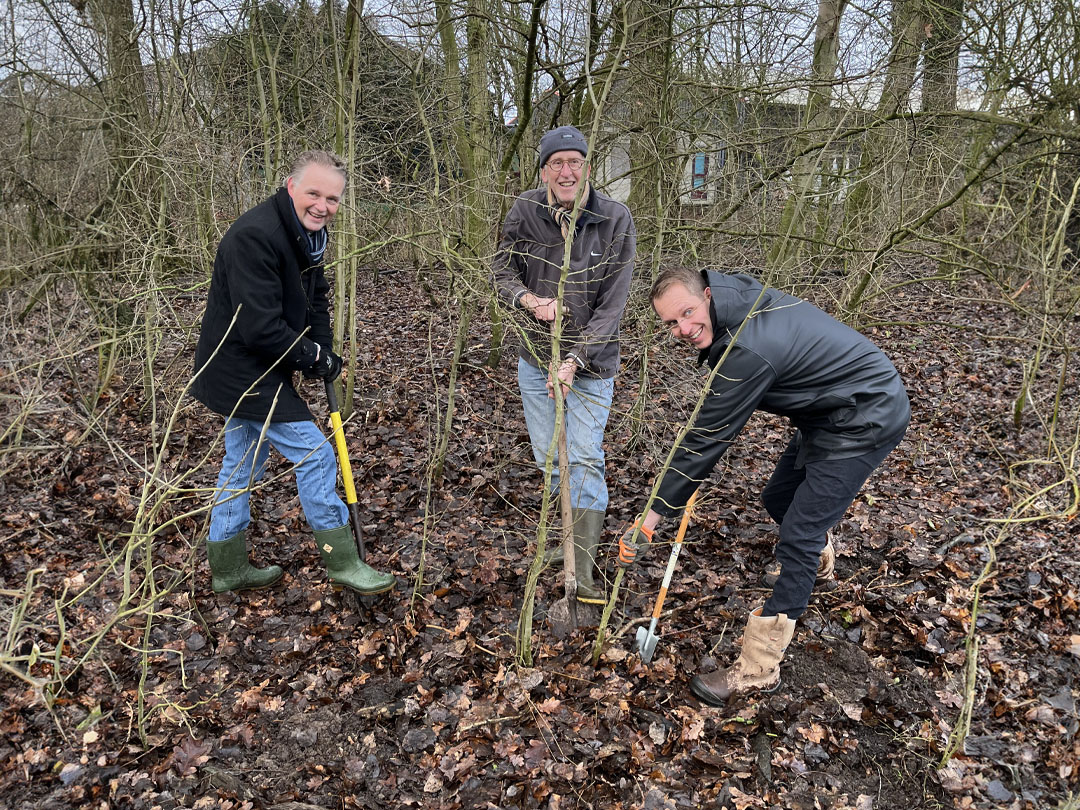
left=635, top=489, right=699, bottom=663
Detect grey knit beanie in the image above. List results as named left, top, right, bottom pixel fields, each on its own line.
left=538, top=126, right=588, bottom=167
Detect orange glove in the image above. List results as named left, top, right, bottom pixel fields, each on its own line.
left=617, top=521, right=654, bottom=568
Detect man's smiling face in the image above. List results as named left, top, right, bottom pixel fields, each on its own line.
left=540, top=149, right=589, bottom=209
left=287, top=164, right=345, bottom=232
left=653, top=283, right=714, bottom=349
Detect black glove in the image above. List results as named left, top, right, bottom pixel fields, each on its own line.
left=304, top=345, right=343, bottom=381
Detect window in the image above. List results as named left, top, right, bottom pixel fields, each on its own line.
left=690, top=153, right=709, bottom=200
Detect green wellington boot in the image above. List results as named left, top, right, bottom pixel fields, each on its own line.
left=544, top=542, right=565, bottom=567
left=207, top=532, right=284, bottom=593
left=542, top=509, right=568, bottom=567
left=314, top=525, right=396, bottom=595
left=572, top=508, right=607, bottom=605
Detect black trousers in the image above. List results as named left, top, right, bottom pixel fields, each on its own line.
left=760, top=429, right=906, bottom=619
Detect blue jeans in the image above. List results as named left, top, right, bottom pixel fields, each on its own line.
left=518, top=357, right=615, bottom=512
left=208, top=418, right=347, bottom=542
left=761, top=428, right=906, bottom=619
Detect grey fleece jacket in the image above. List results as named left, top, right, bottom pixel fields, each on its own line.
left=653, top=271, right=910, bottom=518
left=492, top=185, right=636, bottom=378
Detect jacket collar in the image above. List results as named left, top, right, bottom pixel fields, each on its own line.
left=273, top=186, right=322, bottom=268
left=541, top=182, right=605, bottom=229
left=698, top=270, right=769, bottom=366
left=698, top=299, right=719, bottom=366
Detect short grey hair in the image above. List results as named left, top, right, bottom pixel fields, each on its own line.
left=288, top=150, right=347, bottom=183
left=650, top=266, right=707, bottom=302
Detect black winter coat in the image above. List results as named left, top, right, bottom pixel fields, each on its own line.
left=192, top=187, right=331, bottom=422
left=653, top=271, right=910, bottom=518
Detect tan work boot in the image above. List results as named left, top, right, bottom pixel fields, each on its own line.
left=571, top=508, right=606, bottom=605
left=761, top=534, right=836, bottom=588
left=689, top=607, right=796, bottom=706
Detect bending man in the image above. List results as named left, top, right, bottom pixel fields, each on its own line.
left=618, top=267, right=909, bottom=702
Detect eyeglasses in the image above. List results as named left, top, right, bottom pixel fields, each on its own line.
left=546, top=158, right=586, bottom=171
left=664, top=302, right=705, bottom=334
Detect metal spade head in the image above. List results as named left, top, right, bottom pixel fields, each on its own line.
left=636, top=624, right=660, bottom=664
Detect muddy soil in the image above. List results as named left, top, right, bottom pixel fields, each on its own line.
left=1, top=270, right=1077, bottom=809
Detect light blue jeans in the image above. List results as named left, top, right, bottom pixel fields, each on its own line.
left=518, top=357, right=615, bottom=512
left=207, top=418, right=347, bottom=542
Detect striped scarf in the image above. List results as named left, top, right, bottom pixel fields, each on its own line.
left=546, top=183, right=590, bottom=240
left=306, top=227, right=327, bottom=263
left=286, top=198, right=328, bottom=264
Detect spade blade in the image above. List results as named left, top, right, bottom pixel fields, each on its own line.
left=636, top=625, right=659, bottom=664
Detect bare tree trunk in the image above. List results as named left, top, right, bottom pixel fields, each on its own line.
left=431, top=0, right=498, bottom=486
left=86, top=0, right=150, bottom=196
left=625, top=0, right=679, bottom=258
left=921, top=0, right=963, bottom=118
left=766, top=0, right=849, bottom=278
left=841, top=0, right=927, bottom=289
left=486, top=0, right=546, bottom=369
left=254, top=1, right=285, bottom=190
left=331, top=0, right=365, bottom=417
left=248, top=4, right=274, bottom=192
left=915, top=0, right=965, bottom=274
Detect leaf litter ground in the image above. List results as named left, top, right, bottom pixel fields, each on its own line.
left=1, top=269, right=1077, bottom=809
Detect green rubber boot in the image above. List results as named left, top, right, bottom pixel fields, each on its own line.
left=314, top=525, right=396, bottom=595
left=572, top=508, right=607, bottom=605
left=207, top=532, right=284, bottom=593
left=543, top=542, right=564, bottom=567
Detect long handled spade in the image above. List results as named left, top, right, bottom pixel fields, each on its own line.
left=549, top=409, right=579, bottom=633
left=324, top=379, right=366, bottom=562
left=636, top=489, right=699, bottom=664
left=547, top=315, right=580, bottom=635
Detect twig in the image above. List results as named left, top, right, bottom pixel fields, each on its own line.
left=353, top=700, right=407, bottom=719
left=934, top=533, right=979, bottom=556
left=457, top=713, right=522, bottom=735
left=708, top=621, right=730, bottom=657
left=609, top=593, right=721, bottom=645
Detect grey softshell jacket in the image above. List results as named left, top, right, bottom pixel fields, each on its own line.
left=492, top=185, right=636, bottom=378
left=652, top=271, right=910, bottom=518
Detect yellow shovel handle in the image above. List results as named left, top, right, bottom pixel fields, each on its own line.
left=324, top=380, right=357, bottom=506
left=328, top=409, right=358, bottom=505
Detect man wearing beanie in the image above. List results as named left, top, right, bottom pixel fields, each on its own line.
left=492, top=125, right=637, bottom=605
left=192, top=150, right=395, bottom=598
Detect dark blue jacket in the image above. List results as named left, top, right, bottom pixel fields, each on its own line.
left=192, top=187, right=331, bottom=422
left=653, top=271, right=910, bottom=517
